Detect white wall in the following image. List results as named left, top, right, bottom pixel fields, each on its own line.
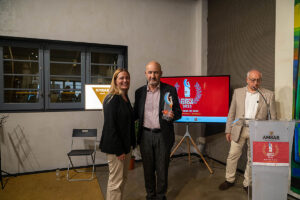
left=1, top=111, right=104, bottom=173
left=275, top=0, right=297, bottom=198
left=275, top=0, right=294, bottom=121
left=0, top=0, right=208, bottom=173
left=0, top=0, right=204, bottom=99
left=195, top=0, right=207, bottom=75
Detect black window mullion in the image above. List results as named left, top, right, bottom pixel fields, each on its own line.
left=38, top=47, right=44, bottom=110
left=0, top=47, right=4, bottom=106
left=86, top=51, right=91, bottom=84
left=44, top=48, right=50, bottom=110
left=81, top=51, right=86, bottom=107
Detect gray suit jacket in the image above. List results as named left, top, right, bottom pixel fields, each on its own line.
left=225, top=87, right=277, bottom=142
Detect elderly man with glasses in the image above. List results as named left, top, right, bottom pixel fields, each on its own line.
left=219, top=69, right=277, bottom=193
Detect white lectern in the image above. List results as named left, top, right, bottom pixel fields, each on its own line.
left=249, top=120, right=295, bottom=200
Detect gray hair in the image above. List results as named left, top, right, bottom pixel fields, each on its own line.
left=247, top=70, right=262, bottom=78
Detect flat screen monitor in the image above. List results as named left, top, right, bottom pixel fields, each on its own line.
left=160, top=76, right=230, bottom=123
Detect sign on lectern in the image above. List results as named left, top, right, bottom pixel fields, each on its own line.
left=249, top=120, right=295, bottom=200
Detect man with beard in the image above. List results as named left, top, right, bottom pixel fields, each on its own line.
left=134, top=61, right=182, bottom=200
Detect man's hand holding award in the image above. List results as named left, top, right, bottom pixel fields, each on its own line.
left=162, top=92, right=174, bottom=121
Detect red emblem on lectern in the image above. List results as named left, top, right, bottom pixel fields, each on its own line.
left=253, top=142, right=289, bottom=166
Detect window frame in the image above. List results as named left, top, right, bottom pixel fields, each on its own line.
left=86, top=47, right=124, bottom=84
left=0, top=40, right=44, bottom=110
left=44, top=44, right=86, bottom=110
left=0, top=37, right=127, bottom=111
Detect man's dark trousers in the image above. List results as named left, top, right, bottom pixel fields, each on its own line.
left=140, top=129, right=170, bottom=200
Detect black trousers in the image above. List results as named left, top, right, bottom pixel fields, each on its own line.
left=140, top=129, right=170, bottom=200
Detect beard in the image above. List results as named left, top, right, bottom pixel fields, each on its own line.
left=148, top=78, right=159, bottom=86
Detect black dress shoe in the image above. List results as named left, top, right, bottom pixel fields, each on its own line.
left=219, top=181, right=234, bottom=190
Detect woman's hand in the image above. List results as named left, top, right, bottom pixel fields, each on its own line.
left=117, top=153, right=126, bottom=161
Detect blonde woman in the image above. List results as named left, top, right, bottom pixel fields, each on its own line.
left=100, top=68, right=136, bottom=200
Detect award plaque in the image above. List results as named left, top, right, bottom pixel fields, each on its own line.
left=162, top=92, right=173, bottom=121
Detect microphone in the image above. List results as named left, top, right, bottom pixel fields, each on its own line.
left=252, top=87, right=271, bottom=120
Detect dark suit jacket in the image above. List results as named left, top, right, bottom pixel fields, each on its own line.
left=134, top=82, right=182, bottom=150
left=100, top=94, right=136, bottom=156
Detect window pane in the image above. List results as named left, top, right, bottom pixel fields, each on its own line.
left=91, top=65, right=117, bottom=77
left=50, top=63, right=81, bottom=76
left=91, top=77, right=112, bottom=84
left=3, top=46, right=38, bottom=60
left=4, top=75, right=39, bottom=89
left=91, top=52, right=118, bottom=64
left=4, top=90, right=39, bottom=103
left=50, top=78, right=81, bottom=89
left=50, top=90, right=81, bottom=103
left=4, top=61, right=39, bottom=74
left=50, top=49, right=81, bottom=62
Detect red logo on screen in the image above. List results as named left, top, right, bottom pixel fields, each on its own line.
left=161, top=76, right=229, bottom=118
left=175, top=80, right=202, bottom=109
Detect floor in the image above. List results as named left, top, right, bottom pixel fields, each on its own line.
left=0, top=169, right=103, bottom=200
left=96, top=156, right=250, bottom=200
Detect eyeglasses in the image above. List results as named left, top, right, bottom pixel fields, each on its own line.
left=248, top=78, right=261, bottom=83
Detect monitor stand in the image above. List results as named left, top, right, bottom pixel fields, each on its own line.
left=170, top=123, right=213, bottom=174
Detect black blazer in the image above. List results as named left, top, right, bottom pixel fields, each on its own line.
left=100, top=94, right=136, bottom=156
left=134, top=82, right=182, bottom=150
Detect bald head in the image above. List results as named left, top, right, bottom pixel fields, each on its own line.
left=247, top=70, right=262, bottom=79
left=145, top=61, right=162, bottom=89
left=146, top=61, right=162, bottom=71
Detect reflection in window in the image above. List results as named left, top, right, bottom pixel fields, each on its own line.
left=91, top=52, right=118, bottom=64
left=4, top=90, right=39, bottom=103
left=50, top=90, right=81, bottom=103
left=4, top=75, right=39, bottom=89
left=50, top=63, right=81, bottom=76
left=50, top=49, right=81, bottom=63
left=0, top=38, right=126, bottom=110
left=4, top=46, right=38, bottom=60
left=4, top=61, right=39, bottom=74
left=90, top=52, right=119, bottom=84
left=91, top=77, right=111, bottom=84
left=50, top=80, right=81, bottom=103
left=3, top=46, right=40, bottom=103
left=50, top=49, right=81, bottom=103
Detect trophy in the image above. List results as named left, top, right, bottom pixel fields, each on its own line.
left=162, top=92, right=173, bottom=121
left=184, top=79, right=190, bottom=97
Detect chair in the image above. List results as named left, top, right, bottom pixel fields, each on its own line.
left=67, top=129, right=97, bottom=181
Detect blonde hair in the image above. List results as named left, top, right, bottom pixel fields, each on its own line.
left=108, top=68, right=130, bottom=95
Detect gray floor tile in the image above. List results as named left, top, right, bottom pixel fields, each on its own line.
left=96, top=156, right=249, bottom=200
